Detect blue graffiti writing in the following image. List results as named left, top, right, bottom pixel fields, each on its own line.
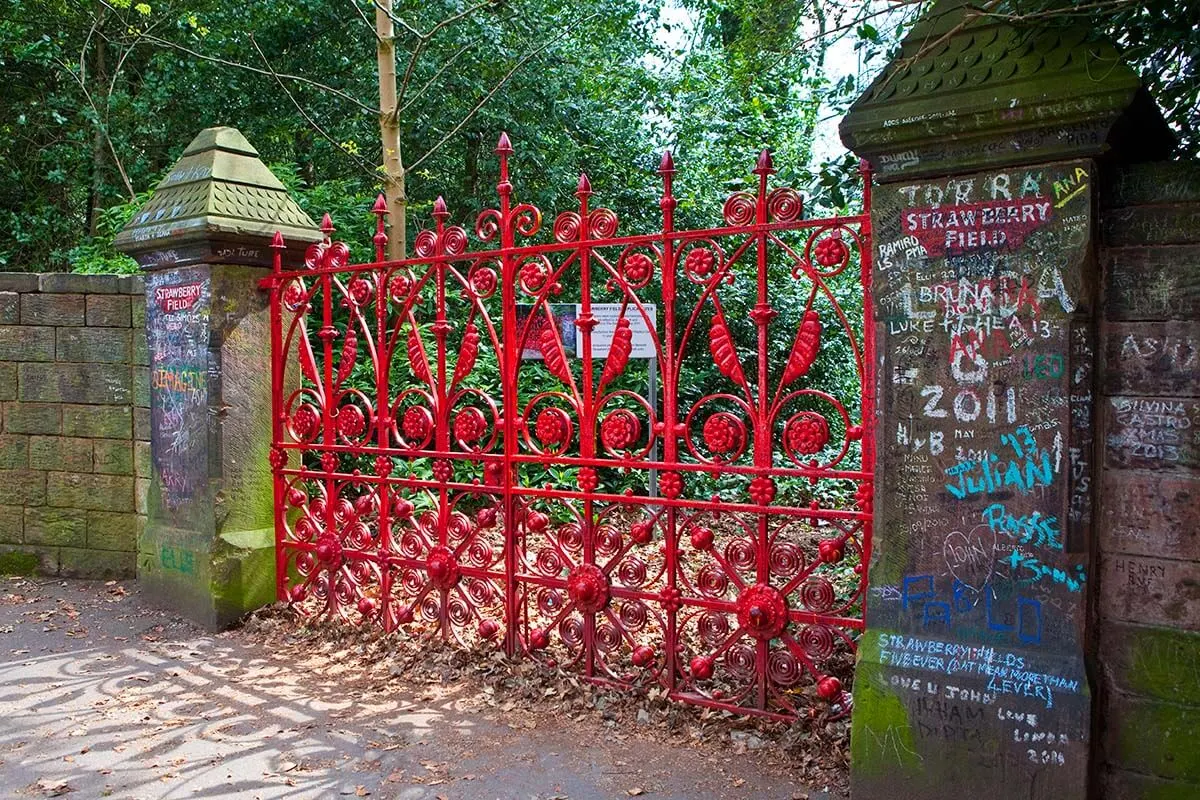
left=944, top=425, right=1054, bottom=499
left=982, top=503, right=1062, bottom=550
left=1007, top=551, right=1086, bottom=592
left=900, top=575, right=1042, bottom=645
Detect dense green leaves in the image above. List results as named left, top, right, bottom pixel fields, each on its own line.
left=1, top=0, right=1194, bottom=272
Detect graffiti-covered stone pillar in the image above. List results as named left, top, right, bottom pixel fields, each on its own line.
left=114, top=127, right=320, bottom=628
left=839, top=2, right=1172, bottom=796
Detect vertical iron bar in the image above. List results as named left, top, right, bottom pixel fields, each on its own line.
left=269, top=234, right=287, bottom=601
left=858, top=159, right=876, bottom=623
left=658, top=152, right=679, bottom=693
left=752, top=152, right=772, bottom=711
left=576, top=175, right=596, bottom=679
left=496, top=134, right=519, bottom=658
left=374, top=199, right=393, bottom=631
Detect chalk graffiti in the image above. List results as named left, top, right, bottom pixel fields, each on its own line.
left=1005, top=550, right=1086, bottom=592
left=944, top=426, right=1054, bottom=499
left=878, top=633, right=1080, bottom=709
left=899, top=575, right=1043, bottom=645
left=982, top=503, right=1062, bottom=550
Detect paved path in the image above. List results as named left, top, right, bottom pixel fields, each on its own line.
left=0, top=578, right=841, bottom=799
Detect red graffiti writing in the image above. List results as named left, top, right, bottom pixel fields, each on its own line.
left=154, top=282, right=204, bottom=312
left=903, top=197, right=1053, bottom=257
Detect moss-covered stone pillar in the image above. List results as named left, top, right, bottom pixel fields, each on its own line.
left=839, top=2, right=1171, bottom=796
left=114, top=127, right=320, bottom=628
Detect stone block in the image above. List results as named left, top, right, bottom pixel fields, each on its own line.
left=0, top=325, right=55, bottom=361
left=133, top=329, right=148, bottom=366
left=133, top=366, right=150, bottom=407
left=20, top=293, right=84, bottom=325
left=87, top=511, right=137, bottom=551
left=23, top=507, right=87, bottom=547
left=1100, top=622, right=1200, bottom=707
left=134, top=440, right=151, bottom=478
left=41, top=273, right=120, bottom=294
left=1104, top=693, right=1200, bottom=782
left=1103, top=321, right=1200, bottom=396
left=18, top=362, right=131, bottom=405
left=59, top=546, right=133, bottom=579
left=0, top=274, right=38, bottom=292
left=0, top=363, right=14, bottom=402
left=1104, top=397, right=1200, bottom=472
left=56, top=327, right=131, bottom=364
left=0, top=544, right=56, bottom=575
left=93, top=439, right=133, bottom=475
left=46, top=472, right=133, bottom=512
left=1100, top=553, right=1200, bottom=631
left=136, top=476, right=149, bottom=515
left=2, top=402, right=61, bottom=434
left=63, top=404, right=131, bottom=438
left=120, top=274, right=146, bottom=295
left=0, top=292, right=17, bottom=324
left=1102, top=246, right=1200, bottom=322
left=1104, top=161, right=1200, bottom=208
left=85, top=294, right=132, bottom=327
left=0, top=504, right=21, bottom=544
left=0, top=434, right=28, bottom=469
left=0, top=469, right=45, bottom=505
left=134, top=406, right=151, bottom=437
left=131, top=295, right=146, bottom=328
left=1104, top=203, right=1200, bottom=247
left=29, top=436, right=93, bottom=473
left=1099, top=471, right=1200, bottom=561
left=1102, top=768, right=1200, bottom=800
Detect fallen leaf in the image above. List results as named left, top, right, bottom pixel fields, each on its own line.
left=627, top=788, right=645, bottom=796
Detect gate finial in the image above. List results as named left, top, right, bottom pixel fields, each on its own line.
left=576, top=173, right=592, bottom=199
left=658, top=150, right=675, bottom=176
left=753, top=149, right=775, bottom=176
left=371, top=193, right=389, bottom=260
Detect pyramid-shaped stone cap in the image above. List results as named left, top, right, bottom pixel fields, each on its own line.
left=840, top=0, right=1173, bottom=181
left=114, top=126, right=322, bottom=269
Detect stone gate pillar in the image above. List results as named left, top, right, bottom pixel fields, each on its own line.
left=114, top=127, right=320, bottom=628
left=839, top=2, right=1171, bottom=796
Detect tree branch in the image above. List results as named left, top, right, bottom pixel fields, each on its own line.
left=399, top=36, right=481, bottom=113
left=52, top=55, right=136, bottom=200
left=408, top=13, right=600, bottom=172
left=136, top=33, right=377, bottom=114
left=347, top=0, right=384, bottom=42
left=370, top=0, right=422, bottom=39
left=248, top=36, right=380, bottom=181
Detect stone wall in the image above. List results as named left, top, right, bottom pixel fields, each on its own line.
left=1096, top=161, right=1200, bottom=798
left=0, top=273, right=149, bottom=578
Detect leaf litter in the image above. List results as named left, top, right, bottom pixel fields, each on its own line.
left=234, top=603, right=850, bottom=793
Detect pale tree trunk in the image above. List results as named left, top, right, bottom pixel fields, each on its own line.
left=87, top=18, right=109, bottom=236
left=376, top=0, right=406, bottom=260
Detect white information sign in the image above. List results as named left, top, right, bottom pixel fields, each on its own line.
left=577, top=303, right=657, bottom=359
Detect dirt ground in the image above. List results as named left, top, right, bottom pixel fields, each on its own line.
left=0, top=577, right=848, bottom=799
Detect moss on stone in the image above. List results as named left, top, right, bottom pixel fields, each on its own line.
left=1113, top=698, right=1200, bottom=782
left=1123, top=626, right=1200, bottom=707
left=850, top=632, right=921, bottom=776
left=0, top=550, right=40, bottom=575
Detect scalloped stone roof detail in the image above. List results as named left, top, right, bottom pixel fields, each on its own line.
left=115, top=126, right=321, bottom=256
left=839, top=0, right=1170, bottom=180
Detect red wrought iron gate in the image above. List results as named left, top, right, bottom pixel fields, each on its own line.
left=265, top=135, right=874, bottom=720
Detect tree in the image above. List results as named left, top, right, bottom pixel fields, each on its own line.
left=2, top=0, right=665, bottom=268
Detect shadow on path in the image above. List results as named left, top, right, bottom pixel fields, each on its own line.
left=0, top=577, right=839, bottom=800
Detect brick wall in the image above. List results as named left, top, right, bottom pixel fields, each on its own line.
left=0, top=273, right=149, bottom=578
left=1096, top=161, right=1200, bottom=797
